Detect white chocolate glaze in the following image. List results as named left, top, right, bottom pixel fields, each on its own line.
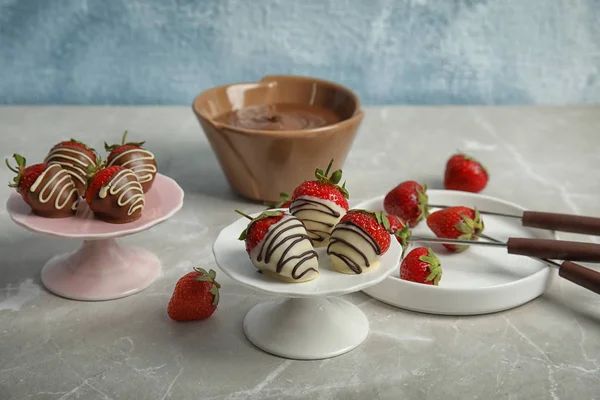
left=99, top=169, right=145, bottom=215
left=249, top=215, right=319, bottom=283
left=327, top=221, right=381, bottom=274
left=289, top=195, right=347, bottom=247
left=107, top=149, right=156, bottom=183
left=44, top=147, right=95, bottom=188
left=30, top=164, right=79, bottom=210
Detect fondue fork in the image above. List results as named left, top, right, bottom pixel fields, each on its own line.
left=407, top=233, right=600, bottom=294
left=427, top=204, right=600, bottom=236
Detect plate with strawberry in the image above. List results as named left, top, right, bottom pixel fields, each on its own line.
left=213, top=209, right=403, bottom=297
left=356, top=189, right=556, bottom=316
left=211, top=208, right=403, bottom=360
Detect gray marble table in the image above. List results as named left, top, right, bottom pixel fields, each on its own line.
left=1, top=106, right=599, bottom=400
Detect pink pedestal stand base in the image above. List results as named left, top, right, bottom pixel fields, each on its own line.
left=6, top=173, right=184, bottom=302
left=41, top=239, right=161, bottom=301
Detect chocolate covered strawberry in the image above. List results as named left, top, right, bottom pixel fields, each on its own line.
left=327, top=210, right=391, bottom=274
left=289, top=159, right=349, bottom=247
left=105, top=130, right=157, bottom=193
left=237, top=210, right=318, bottom=283
left=6, top=154, right=78, bottom=218
left=86, top=163, right=145, bottom=224
left=444, top=153, right=489, bottom=193
left=384, top=181, right=429, bottom=227
left=400, top=247, right=442, bottom=285
left=426, top=206, right=484, bottom=252
left=44, top=139, right=97, bottom=196
left=168, top=267, right=220, bottom=321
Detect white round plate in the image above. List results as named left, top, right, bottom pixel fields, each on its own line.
left=212, top=211, right=403, bottom=298
left=6, top=173, right=184, bottom=240
left=356, top=190, right=556, bottom=316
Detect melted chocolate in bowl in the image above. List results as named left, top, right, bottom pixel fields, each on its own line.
left=215, top=103, right=342, bottom=131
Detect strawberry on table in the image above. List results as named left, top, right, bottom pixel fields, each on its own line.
left=85, top=162, right=145, bottom=223
left=236, top=209, right=319, bottom=283
left=168, top=267, right=221, bottom=321
left=328, top=209, right=391, bottom=274
left=289, top=159, right=350, bottom=247
left=384, top=181, right=429, bottom=227
left=44, top=139, right=97, bottom=196
left=6, top=154, right=78, bottom=217
left=105, top=130, right=157, bottom=193
left=426, top=206, right=484, bottom=252
left=444, top=153, right=489, bottom=193
left=400, top=247, right=442, bottom=285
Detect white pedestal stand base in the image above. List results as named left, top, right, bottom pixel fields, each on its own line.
left=243, top=297, right=369, bottom=360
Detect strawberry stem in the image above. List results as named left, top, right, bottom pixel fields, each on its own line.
left=234, top=209, right=253, bottom=220
left=121, top=130, right=128, bottom=145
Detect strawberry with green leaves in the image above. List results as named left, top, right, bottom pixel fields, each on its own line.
left=444, top=153, right=489, bottom=193
left=6, top=154, right=79, bottom=217
left=104, top=130, right=157, bottom=193
left=384, top=181, right=429, bottom=227
left=387, top=214, right=411, bottom=258
left=289, top=159, right=350, bottom=247
left=400, top=247, right=442, bottom=285
left=328, top=209, right=391, bottom=274
left=168, top=267, right=221, bottom=321
left=236, top=209, right=319, bottom=283
left=426, top=206, right=484, bottom=252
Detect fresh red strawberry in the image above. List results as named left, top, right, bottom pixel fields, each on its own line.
left=384, top=181, right=429, bottom=227
left=291, top=159, right=349, bottom=209
left=386, top=214, right=411, bottom=257
left=444, top=153, right=489, bottom=193
left=167, top=267, right=220, bottom=321
left=85, top=164, right=122, bottom=205
left=236, top=210, right=285, bottom=254
left=339, top=210, right=391, bottom=254
left=265, top=192, right=291, bottom=209
left=104, top=130, right=147, bottom=161
left=387, top=215, right=407, bottom=238
left=400, top=247, right=442, bottom=285
left=5, top=154, right=48, bottom=206
left=426, top=206, right=484, bottom=252
left=50, top=139, right=97, bottom=162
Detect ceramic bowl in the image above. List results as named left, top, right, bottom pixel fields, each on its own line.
left=192, top=75, right=363, bottom=202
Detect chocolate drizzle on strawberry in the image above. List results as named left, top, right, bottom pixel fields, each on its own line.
left=328, top=221, right=380, bottom=274
left=105, top=130, right=157, bottom=193
left=44, top=139, right=97, bottom=196
left=6, top=154, right=78, bottom=218
left=236, top=210, right=318, bottom=281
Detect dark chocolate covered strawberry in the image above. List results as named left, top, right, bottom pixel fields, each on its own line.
left=105, top=130, right=157, bottom=193
left=86, top=162, right=145, bottom=224
left=44, top=139, right=97, bottom=196
left=6, top=154, right=78, bottom=218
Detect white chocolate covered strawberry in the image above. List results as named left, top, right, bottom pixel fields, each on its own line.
left=237, top=210, right=319, bottom=283
left=289, top=160, right=349, bottom=247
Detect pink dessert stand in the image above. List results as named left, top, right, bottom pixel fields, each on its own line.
left=6, top=173, right=184, bottom=301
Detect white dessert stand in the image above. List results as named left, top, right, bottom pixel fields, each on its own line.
left=213, top=212, right=403, bottom=360
left=6, top=173, right=184, bottom=301
left=356, top=190, right=557, bottom=316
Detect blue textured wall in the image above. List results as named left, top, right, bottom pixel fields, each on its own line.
left=1, top=0, right=599, bottom=105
